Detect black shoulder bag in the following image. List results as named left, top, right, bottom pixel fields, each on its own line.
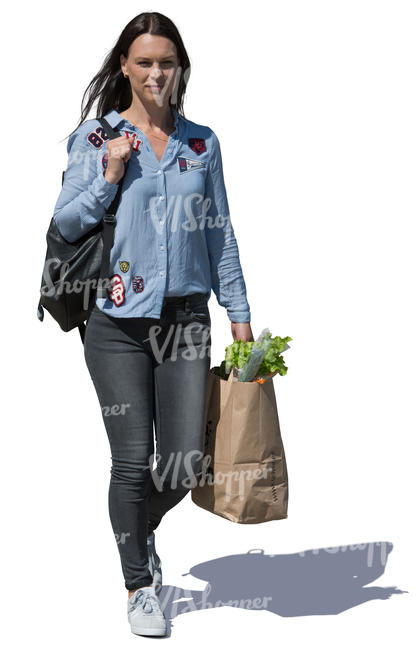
left=36, top=117, right=125, bottom=344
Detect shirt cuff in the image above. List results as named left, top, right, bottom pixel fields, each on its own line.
left=227, top=308, right=251, bottom=323
left=89, top=171, right=119, bottom=208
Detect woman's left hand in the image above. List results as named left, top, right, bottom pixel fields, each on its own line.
left=231, top=321, right=254, bottom=342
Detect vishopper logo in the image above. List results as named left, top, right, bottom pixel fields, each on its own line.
left=144, top=321, right=211, bottom=364
left=161, top=583, right=273, bottom=617
left=298, top=542, right=390, bottom=568
left=150, top=449, right=206, bottom=491
left=141, top=64, right=190, bottom=109
left=68, top=148, right=99, bottom=181
left=148, top=449, right=270, bottom=499
left=147, top=194, right=233, bottom=243
left=101, top=402, right=131, bottom=417
left=192, top=455, right=271, bottom=502
left=41, top=257, right=112, bottom=311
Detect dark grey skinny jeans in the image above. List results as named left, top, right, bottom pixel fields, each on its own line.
left=83, top=293, right=211, bottom=591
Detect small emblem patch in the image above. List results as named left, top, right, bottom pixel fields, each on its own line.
left=119, top=261, right=130, bottom=273
left=123, top=130, right=142, bottom=152
left=102, top=153, right=108, bottom=169
left=189, top=138, right=206, bottom=155
left=178, top=157, right=206, bottom=174
left=86, top=125, right=113, bottom=149
left=106, top=274, right=125, bottom=306
left=132, top=275, right=145, bottom=293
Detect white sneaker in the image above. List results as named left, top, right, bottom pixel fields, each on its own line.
left=127, top=585, right=166, bottom=636
left=147, top=531, right=163, bottom=595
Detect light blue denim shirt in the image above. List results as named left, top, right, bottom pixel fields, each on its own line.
left=53, top=106, right=251, bottom=322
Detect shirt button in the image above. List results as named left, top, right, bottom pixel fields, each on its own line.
left=160, top=195, right=164, bottom=201
left=157, top=170, right=162, bottom=175
left=159, top=271, right=164, bottom=276
left=160, top=245, right=164, bottom=250
left=159, top=219, right=163, bottom=224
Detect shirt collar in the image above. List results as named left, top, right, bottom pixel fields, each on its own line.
left=102, top=105, right=181, bottom=130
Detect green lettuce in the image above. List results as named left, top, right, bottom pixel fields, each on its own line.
left=213, top=333, right=292, bottom=380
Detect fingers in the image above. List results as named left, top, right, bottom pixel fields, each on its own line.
left=107, top=133, right=136, bottom=161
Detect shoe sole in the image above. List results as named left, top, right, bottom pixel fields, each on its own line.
left=131, top=624, right=167, bottom=636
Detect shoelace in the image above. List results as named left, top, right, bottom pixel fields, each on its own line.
left=128, top=589, right=160, bottom=615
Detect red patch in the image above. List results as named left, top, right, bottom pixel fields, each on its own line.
left=132, top=275, right=144, bottom=293
left=106, top=274, right=125, bottom=306
left=188, top=138, right=206, bottom=155
left=123, top=130, right=142, bottom=152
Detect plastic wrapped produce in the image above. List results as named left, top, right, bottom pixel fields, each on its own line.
left=214, top=329, right=292, bottom=382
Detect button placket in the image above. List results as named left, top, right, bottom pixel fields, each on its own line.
left=156, top=169, right=167, bottom=281
left=117, top=109, right=181, bottom=317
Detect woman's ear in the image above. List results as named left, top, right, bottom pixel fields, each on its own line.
left=120, top=53, right=127, bottom=76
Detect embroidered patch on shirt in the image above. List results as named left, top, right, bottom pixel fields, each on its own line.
left=102, top=153, right=108, bottom=169
left=189, top=138, right=206, bottom=155
left=177, top=157, right=206, bottom=174
left=119, top=261, right=130, bottom=273
left=132, top=275, right=145, bottom=293
left=86, top=125, right=111, bottom=149
left=123, top=130, right=142, bottom=152
left=106, top=274, right=125, bottom=306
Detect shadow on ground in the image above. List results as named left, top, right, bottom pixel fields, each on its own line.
left=158, top=541, right=407, bottom=635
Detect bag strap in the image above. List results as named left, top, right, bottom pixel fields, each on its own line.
left=78, top=116, right=125, bottom=343
left=95, top=116, right=124, bottom=298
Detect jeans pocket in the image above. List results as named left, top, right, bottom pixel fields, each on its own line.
left=190, top=303, right=211, bottom=326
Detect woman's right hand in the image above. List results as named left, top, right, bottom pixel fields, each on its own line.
left=104, top=133, right=136, bottom=184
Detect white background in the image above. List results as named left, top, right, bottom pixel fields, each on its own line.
left=2, top=0, right=419, bottom=647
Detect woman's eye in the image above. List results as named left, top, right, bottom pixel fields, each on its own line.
left=137, top=61, right=174, bottom=67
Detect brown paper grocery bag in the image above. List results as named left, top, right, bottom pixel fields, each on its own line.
left=190, top=368, right=288, bottom=523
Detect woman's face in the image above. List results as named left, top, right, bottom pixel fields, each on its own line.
left=121, top=33, right=180, bottom=107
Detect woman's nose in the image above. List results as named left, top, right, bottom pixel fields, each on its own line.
left=150, top=63, right=164, bottom=76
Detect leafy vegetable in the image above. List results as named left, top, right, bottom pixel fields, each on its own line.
left=257, top=335, right=292, bottom=377
left=213, top=332, right=292, bottom=381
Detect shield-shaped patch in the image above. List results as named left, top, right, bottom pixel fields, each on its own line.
left=188, top=138, right=206, bottom=155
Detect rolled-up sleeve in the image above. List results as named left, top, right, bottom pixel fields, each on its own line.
left=53, top=131, right=120, bottom=243
left=204, top=131, right=251, bottom=323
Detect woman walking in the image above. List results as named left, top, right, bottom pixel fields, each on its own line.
left=53, top=11, right=253, bottom=636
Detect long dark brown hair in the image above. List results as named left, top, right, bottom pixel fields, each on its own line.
left=61, top=11, right=191, bottom=143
